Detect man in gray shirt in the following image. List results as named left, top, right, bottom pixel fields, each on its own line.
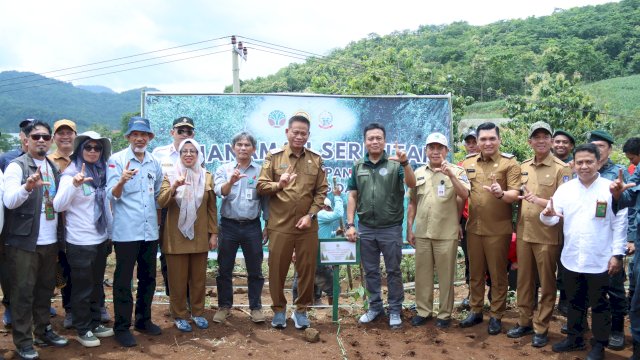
left=213, top=132, right=268, bottom=323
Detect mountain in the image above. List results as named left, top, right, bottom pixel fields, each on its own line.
left=0, top=71, right=157, bottom=132
left=75, top=85, right=116, bottom=94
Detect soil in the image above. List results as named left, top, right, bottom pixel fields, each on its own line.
left=0, top=256, right=635, bottom=360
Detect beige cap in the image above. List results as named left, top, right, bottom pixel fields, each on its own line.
left=53, top=119, right=77, bottom=134
left=426, top=132, right=449, bottom=148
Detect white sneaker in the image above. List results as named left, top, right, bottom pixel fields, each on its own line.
left=76, top=331, right=100, bottom=347
left=389, top=313, right=402, bottom=328
left=358, top=309, right=381, bottom=324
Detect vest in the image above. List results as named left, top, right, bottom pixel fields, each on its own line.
left=354, top=156, right=405, bottom=228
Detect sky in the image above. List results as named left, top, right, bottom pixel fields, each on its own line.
left=0, top=0, right=619, bottom=93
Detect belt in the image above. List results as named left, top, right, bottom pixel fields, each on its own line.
left=221, top=217, right=260, bottom=224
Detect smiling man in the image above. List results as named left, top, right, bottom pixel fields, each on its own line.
left=552, top=130, right=575, bottom=164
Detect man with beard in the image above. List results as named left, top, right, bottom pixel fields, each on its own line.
left=106, top=117, right=163, bottom=347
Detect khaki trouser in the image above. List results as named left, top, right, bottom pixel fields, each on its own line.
left=268, top=229, right=318, bottom=313
left=516, top=240, right=559, bottom=334
left=415, top=237, right=457, bottom=320
left=468, top=233, right=510, bottom=318
left=165, top=252, right=208, bottom=319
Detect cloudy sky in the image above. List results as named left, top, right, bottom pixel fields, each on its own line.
left=0, top=0, right=617, bottom=93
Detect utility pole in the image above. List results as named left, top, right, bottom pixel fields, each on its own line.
left=231, top=35, right=248, bottom=93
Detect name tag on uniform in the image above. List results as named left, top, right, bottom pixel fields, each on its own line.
left=596, top=200, right=607, bottom=218
left=357, top=170, right=370, bottom=176
left=245, top=190, right=252, bottom=200
left=437, top=180, right=445, bottom=197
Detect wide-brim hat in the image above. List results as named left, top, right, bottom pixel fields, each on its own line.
left=125, top=116, right=154, bottom=138
left=74, top=131, right=112, bottom=160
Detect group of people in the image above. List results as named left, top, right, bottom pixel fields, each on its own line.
left=0, top=113, right=639, bottom=360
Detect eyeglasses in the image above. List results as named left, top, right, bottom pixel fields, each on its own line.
left=180, top=149, right=198, bottom=155
left=29, top=134, right=51, bottom=141
left=175, top=129, right=194, bottom=136
left=83, top=145, right=103, bottom=152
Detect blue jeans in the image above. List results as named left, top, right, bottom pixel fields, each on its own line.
left=630, top=251, right=640, bottom=342
left=216, top=218, right=264, bottom=310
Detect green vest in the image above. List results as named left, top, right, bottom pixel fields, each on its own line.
left=353, top=154, right=405, bottom=228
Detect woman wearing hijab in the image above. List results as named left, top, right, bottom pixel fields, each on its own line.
left=53, top=131, right=114, bottom=347
left=158, top=138, right=218, bottom=332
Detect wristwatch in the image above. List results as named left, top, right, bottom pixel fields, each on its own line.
left=308, top=213, right=317, bottom=220
left=345, top=223, right=355, bottom=230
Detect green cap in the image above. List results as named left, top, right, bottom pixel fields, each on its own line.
left=588, top=129, right=614, bottom=145
left=552, top=130, right=575, bottom=145
left=528, top=121, right=552, bottom=138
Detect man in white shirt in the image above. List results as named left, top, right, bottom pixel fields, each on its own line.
left=541, top=143, right=627, bottom=360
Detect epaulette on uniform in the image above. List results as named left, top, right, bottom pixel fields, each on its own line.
left=501, top=152, right=515, bottom=159
left=521, top=157, right=533, bottom=165
left=270, top=148, right=285, bottom=155
left=465, top=153, right=479, bottom=159
left=306, top=148, right=321, bottom=156
left=553, top=156, right=570, bottom=167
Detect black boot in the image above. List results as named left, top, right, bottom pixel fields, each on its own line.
left=631, top=341, right=640, bottom=360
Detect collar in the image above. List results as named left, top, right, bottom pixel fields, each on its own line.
left=232, top=160, right=256, bottom=170
left=126, top=146, right=151, bottom=164
left=479, top=151, right=501, bottom=163
left=600, top=158, right=615, bottom=171
left=50, top=149, right=71, bottom=161
left=364, top=150, right=388, bottom=166
left=532, top=153, right=553, bottom=167
left=284, top=145, right=307, bottom=159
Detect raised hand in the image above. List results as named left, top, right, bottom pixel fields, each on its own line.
left=173, top=170, right=190, bottom=189
left=73, top=163, right=94, bottom=188
left=541, top=197, right=563, bottom=218
left=229, top=166, right=248, bottom=184
left=119, top=160, right=139, bottom=184
left=517, top=185, right=537, bottom=203
left=610, top=168, right=636, bottom=200
left=278, top=164, right=297, bottom=189
left=25, top=166, right=50, bottom=191
left=434, top=154, right=454, bottom=177
left=482, top=173, right=503, bottom=197
left=388, top=141, right=407, bottom=163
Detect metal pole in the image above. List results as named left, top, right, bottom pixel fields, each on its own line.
left=332, top=265, right=340, bottom=322
left=232, top=48, right=240, bottom=93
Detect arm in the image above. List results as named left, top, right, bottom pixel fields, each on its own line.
left=345, top=189, right=358, bottom=242
left=406, top=189, right=417, bottom=247
left=156, top=177, right=175, bottom=208
left=309, top=160, right=329, bottom=215
left=319, top=196, right=344, bottom=223
left=52, top=174, right=82, bottom=212
left=207, top=173, right=219, bottom=249
left=611, top=206, right=629, bottom=257
left=403, top=163, right=416, bottom=188
left=213, top=165, right=228, bottom=197
left=256, top=153, right=280, bottom=195
left=3, top=162, right=30, bottom=209
left=501, top=160, right=521, bottom=204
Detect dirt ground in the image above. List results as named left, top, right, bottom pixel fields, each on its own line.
left=0, top=255, right=635, bottom=360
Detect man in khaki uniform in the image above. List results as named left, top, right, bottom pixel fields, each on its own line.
left=507, top=121, right=572, bottom=348
left=460, top=122, right=521, bottom=335
left=257, top=115, right=328, bottom=330
left=407, top=133, right=470, bottom=328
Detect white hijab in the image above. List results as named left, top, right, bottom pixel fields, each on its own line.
left=168, top=139, right=205, bottom=240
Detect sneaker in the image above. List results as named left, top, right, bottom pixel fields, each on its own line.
left=63, top=312, right=73, bottom=329
left=389, top=313, right=402, bottom=328
left=291, top=311, right=310, bottom=330
left=35, top=325, right=69, bottom=347
left=16, top=345, right=39, bottom=360
left=175, top=318, right=193, bottom=332
left=271, top=311, right=287, bottom=329
left=92, top=324, right=114, bottom=338
left=114, top=330, right=137, bottom=347
left=76, top=331, right=100, bottom=347
left=359, top=309, right=381, bottom=324
left=213, top=308, right=230, bottom=323
left=134, top=320, right=161, bottom=336
left=3, top=307, right=11, bottom=328
left=100, top=306, right=111, bottom=323
left=191, top=316, right=209, bottom=329
left=250, top=309, right=265, bottom=323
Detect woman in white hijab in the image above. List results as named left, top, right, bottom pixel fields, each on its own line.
left=157, top=139, right=218, bottom=332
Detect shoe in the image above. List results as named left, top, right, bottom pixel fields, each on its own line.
left=435, top=319, right=451, bottom=328
left=313, top=298, right=324, bottom=306
left=63, top=312, right=73, bottom=329
left=34, top=325, right=68, bottom=347
left=134, top=320, right=161, bottom=336
left=487, top=317, right=502, bottom=335
left=460, top=297, right=471, bottom=310
left=16, top=345, right=39, bottom=360
left=92, top=324, right=114, bottom=338
left=552, top=337, right=586, bottom=353
left=291, top=311, right=310, bottom=330
left=213, top=308, right=230, bottom=323
left=586, top=342, right=605, bottom=360
left=459, top=312, right=483, bottom=328
left=49, top=307, right=57, bottom=317
left=271, top=311, right=286, bottom=329
left=3, top=307, right=11, bottom=328
left=191, top=316, right=209, bottom=329
left=410, top=315, right=431, bottom=327
left=557, top=300, right=569, bottom=316
left=532, top=332, right=549, bottom=348
left=175, top=318, right=193, bottom=332
left=506, top=324, right=534, bottom=338
left=100, top=307, right=111, bottom=323
left=631, top=340, right=640, bottom=360
left=358, top=309, right=382, bottom=324
left=76, top=331, right=100, bottom=347
left=560, top=322, right=568, bottom=334
left=250, top=309, right=265, bottom=323
left=114, top=330, right=137, bottom=347
left=389, top=313, right=402, bottom=328
left=608, top=331, right=625, bottom=351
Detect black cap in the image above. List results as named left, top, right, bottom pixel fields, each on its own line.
left=173, top=116, right=195, bottom=129
left=553, top=130, right=575, bottom=145
left=19, top=118, right=36, bottom=129
left=463, top=129, right=477, bottom=141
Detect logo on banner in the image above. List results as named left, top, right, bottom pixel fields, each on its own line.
left=318, top=111, right=334, bottom=129
left=268, top=110, right=287, bottom=128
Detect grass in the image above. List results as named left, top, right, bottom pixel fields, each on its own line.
left=462, top=99, right=506, bottom=120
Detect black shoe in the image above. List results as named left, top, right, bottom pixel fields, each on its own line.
left=557, top=300, right=569, bottom=316
left=487, top=317, right=502, bottom=335
left=134, top=320, right=162, bottom=336
left=435, top=319, right=451, bottom=329
left=114, top=330, right=137, bottom=347
left=459, top=312, right=483, bottom=328
left=608, top=331, right=625, bottom=351
left=506, top=324, right=534, bottom=338
left=34, top=325, right=69, bottom=347
left=16, top=345, right=39, bottom=360
left=460, top=297, right=470, bottom=310
left=560, top=322, right=568, bottom=334
left=410, top=315, right=431, bottom=327
left=586, top=342, right=605, bottom=360
left=532, top=332, right=549, bottom=348
left=631, top=340, right=640, bottom=360
left=552, top=337, right=586, bottom=353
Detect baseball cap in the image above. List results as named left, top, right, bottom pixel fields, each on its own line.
left=19, top=118, right=35, bottom=129
left=588, top=129, right=614, bottom=145
left=53, top=119, right=77, bottom=134
left=173, top=116, right=195, bottom=128
left=528, top=121, right=552, bottom=138
left=125, top=116, right=154, bottom=137
left=426, top=132, right=449, bottom=148
left=552, top=130, right=575, bottom=145
left=463, top=129, right=477, bottom=141
left=323, top=198, right=332, bottom=208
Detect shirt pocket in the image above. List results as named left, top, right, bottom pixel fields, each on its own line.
left=123, top=175, right=141, bottom=193
left=304, top=164, right=318, bottom=185
left=537, top=175, right=556, bottom=199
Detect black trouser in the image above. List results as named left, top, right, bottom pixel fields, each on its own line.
left=7, top=244, right=58, bottom=349
left=113, top=240, right=158, bottom=332
left=459, top=218, right=470, bottom=286
left=557, top=250, right=567, bottom=306
left=67, top=242, right=109, bottom=336
left=58, top=250, right=72, bottom=312
left=608, top=268, right=628, bottom=332
left=0, top=246, right=12, bottom=309
left=159, top=208, right=170, bottom=296
left=564, top=269, right=611, bottom=345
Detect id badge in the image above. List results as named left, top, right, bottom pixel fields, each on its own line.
left=44, top=190, right=55, bottom=220
left=82, top=183, right=92, bottom=196
left=595, top=200, right=607, bottom=218
left=437, top=180, right=446, bottom=197
left=244, top=190, right=253, bottom=200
